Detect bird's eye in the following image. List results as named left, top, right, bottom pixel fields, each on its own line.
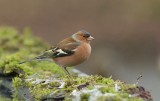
left=83, top=34, right=90, bottom=38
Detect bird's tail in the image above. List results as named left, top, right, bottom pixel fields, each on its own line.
left=19, top=58, right=37, bottom=64
left=19, top=49, right=55, bottom=64
left=19, top=54, right=49, bottom=64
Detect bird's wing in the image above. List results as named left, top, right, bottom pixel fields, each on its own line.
left=35, top=41, right=80, bottom=59
left=19, top=38, right=80, bottom=64
left=52, top=42, right=80, bottom=58
left=47, top=37, right=80, bottom=58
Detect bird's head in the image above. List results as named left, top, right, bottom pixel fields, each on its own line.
left=72, top=30, right=94, bottom=43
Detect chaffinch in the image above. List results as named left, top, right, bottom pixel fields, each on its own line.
left=20, top=30, right=94, bottom=76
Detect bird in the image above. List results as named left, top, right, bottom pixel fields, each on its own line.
left=19, top=30, right=94, bottom=77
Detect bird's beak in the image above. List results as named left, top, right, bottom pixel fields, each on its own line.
left=87, top=36, right=95, bottom=41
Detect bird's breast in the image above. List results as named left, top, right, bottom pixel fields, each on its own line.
left=53, top=43, right=91, bottom=67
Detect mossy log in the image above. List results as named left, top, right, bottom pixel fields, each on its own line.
left=0, top=27, right=152, bottom=101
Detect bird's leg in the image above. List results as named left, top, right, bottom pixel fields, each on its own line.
left=64, top=67, right=71, bottom=77
left=62, top=67, right=73, bottom=85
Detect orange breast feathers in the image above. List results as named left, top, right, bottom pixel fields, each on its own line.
left=53, top=42, right=91, bottom=67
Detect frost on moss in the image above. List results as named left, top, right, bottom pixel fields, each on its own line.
left=0, top=27, right=152, bottom=101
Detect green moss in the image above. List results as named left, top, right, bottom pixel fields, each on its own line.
left=11, top=74, right=145, bottom=101
left=31, top=85, right=54, bottom=100
left=32, top=61, right=64, bottom=75
left=0, top=27, right=64, bottom=76
left=97, top=95, right=143, bottom=101
left=12, top=73, right=145, bottom=101
left=12, top=77, right=24, bottom=101
left=12, top=77, right=23, bottom=88
left=0, top=95, right=11, bottom=101
left=80, top=93, right=90, bottom=101
left=0, top=27, right=48, bottom=56
left=99, top=86, right=115, bottom=94
left=0, top=27, right=18, bottom=39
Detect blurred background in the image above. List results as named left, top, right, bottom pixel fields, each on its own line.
left=0, top=0, right=160, bottom=100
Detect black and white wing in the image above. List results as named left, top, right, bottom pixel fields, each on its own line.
left=19, top=42, right=80, bottom=64
left=52, top=42, right=80, bottom=58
